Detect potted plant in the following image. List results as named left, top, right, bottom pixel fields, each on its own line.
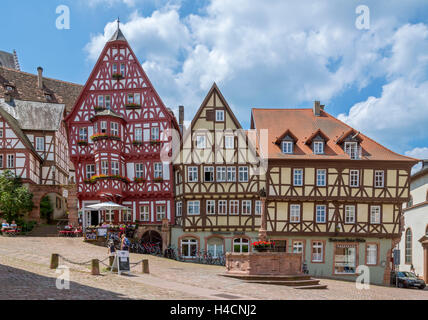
left=252, top=241, right=275, bottom=252
left=77, top=141, right=88, bottom=146
left=134, top=177, right=146, bottom=183
left=132, top=140, right=143, bottom=146
left=112, top=73, right=124, bottom=80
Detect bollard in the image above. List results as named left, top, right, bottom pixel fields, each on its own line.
left=91, top=259, right=100, bottom=275
left=108, top=256, right=115, bottom=271
left=142, top=259, right=150, bottom=274
left=50, top=254, right=59, bottom=269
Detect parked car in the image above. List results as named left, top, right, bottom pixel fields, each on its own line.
left=390, top=271, right=426, bottom=289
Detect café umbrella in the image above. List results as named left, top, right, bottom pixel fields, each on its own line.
left=86, top=202, right=130, bottom=225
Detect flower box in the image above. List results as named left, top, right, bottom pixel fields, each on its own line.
left=89, top=174, right=130, bottom=184
left=112, top=73, right=124, bottom=80
left=134, top=177, right=146, bottom=183
left=90, top=134, right=121, bottom=142
left=252, top=241, right=275, bottom=252
left=77, top=141, right=88, bottom=146
left=150, top=140, right=161, bottom=145
left=132, top=141, right=143, bottom=146
left=125, top=103, right=141, bottom=109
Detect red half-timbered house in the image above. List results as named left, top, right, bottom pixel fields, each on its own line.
left=66, top=26, right=180, bottom=242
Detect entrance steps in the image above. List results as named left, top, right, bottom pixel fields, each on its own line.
left=221, top=274, right=328, bottom=289
left=26, top=224, right=58, bottom=237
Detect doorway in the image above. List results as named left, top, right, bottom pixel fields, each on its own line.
left=90, top=211, right=99, bottom=226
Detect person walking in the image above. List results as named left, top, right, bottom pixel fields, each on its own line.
left=120, top=234, right=130, bottom=252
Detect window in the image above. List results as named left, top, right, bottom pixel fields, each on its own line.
left=86, top=164, right=95, bottom=179
left=233, top=238, right=249, bottom=253
left=281, top=141, right=293, bottom=154
left=100, top=121, right=107, bottom=134
left=111, top=161, right=119, bottom=175
left=239, top=167, right=249, bottom=182
left=206, top=200, right=215, bottom=215
left=7, top=155, right=14, bottom=168
left=0, top=155, right=3, bottom=169
left=135, top=163, right=144, bottom=178
left=154, top=163, right=163, bottom=179
left=35, top=137, right=45, bottom=152
left=111, top=123, right=119, bottom=136
left=405, top=228, right=412, bottom=264
left=370, top=206, right=381, bottom=224
left=204, top=167, right=214, bottom=182
left=313, top=141, right=324, bottom=154
left=293, top=241, right=304, bottom=254
left=316, top=205, right=326, bottom=223
left=188, top=201, right=200, bottom=216
left=135, top=128, right=143, bottom=142
left=140, top=205, right=150, bottom=221
left=156, top=205, right=166, bottom=221
left=134, top=93, right=140, bottom=105
left=101, top=161, right=109, bottom=175
left=227, top=167, right=236, bottom=182
left=217, top=167, right=226, bottom=182
left=123, top=210, right=132, bottom=222
left=105, top=96, right=111, bottom=109
left=151, top=127, right=160, bottom=141
left=188, top=167, right=198, bottom=182
left=120, top=63, right=126, bottom=77
left=334, top=244, right=357, bottom=274
left=366, top=244, right=378, bottom=265
left=316, top=169, right=326, bottom=187
left=312, top=241, right=324, bottom=262
left=290, top=204, right=301, bottom=223
left=98, top=95, right=104, bottom=107
left=112, top=64, right=118, bottom=75
left=207, top=238, right=224, bottom=258
left=225, top=136, right=234, bottom=149
left=176, top=202, right=182, bottom=217
left=230, top=200, right=239, bottom=215
left=345, top=205, right=356, bottom=224
left=79, top=128, right=88, bottom=141
left=106, top=211, right=114, bottom=222
left=127, top=94, right=134, bottom=104
left=345, top=142, right=359, bottom=160
left=0, top=129, right=2, bottom=138
left=242, top=200, right=252, bottom=215
left=293, top=169, right=303, bottom=186
left=181, top=238, right=198, bottom=258
left=218, top=200, right=227, bottom=215
left=216, top=110, right=224, bottom=122
left=255, top=200, right=262, bottom=215
left=196, top=135, right=206, bottom=149
left=375, top=170, right=384, bottom=188
left=349, top=170, right=359, bottom=187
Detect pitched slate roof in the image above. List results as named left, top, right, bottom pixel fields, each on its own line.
left=0, top=51, right=17, bottom=70
left=251, top=108, right=417, bottom=162
left=0, top=99, right=65, bottom=131
left=0, top=66, right=82, bottom=114
left=109, top=27, right=127, bottom=42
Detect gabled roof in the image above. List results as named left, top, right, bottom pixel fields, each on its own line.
left=335, top=128, right=362, bottom=144
left=0, top=66, right=82, bottom=114
left=0, top=99, right=65, bottom=131
left=0, top=105, right=42, bottom=161
left=274, top=129, right=298, bottom=144
left=251, top=108, right=418, bottom=162
left=109, top=27, right=127, bottom=42
left=305, top=129, right=330, bottom=145
left=91, top=108, right=124, bottom=121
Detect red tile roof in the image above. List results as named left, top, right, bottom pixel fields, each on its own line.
left=251, top=108, right=417, bottom=162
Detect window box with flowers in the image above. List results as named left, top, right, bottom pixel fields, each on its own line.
left=150, top=140, right=161, bottom=145
left=83, top=179, right=96, bottom=184
left=112, top=73, right=124, bottom=80
left=153, top=177, right=164, bottom=183
left=89, top=174, right=130, bottom=184
left=90, top=134, right=121, bottom=142
left=125, top=103, right=141, bottom=109
left=134, top=177, right=146, bottom=183
left=77, top=141, right=88, bottom=146
left=252, top=241, right=275, bottom=252
left=132, top=141, right=143, bottom=146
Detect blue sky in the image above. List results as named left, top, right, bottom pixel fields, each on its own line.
left=2, top=0, right=428, bottom=163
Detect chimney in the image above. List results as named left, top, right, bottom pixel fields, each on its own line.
left=37, top=67, right=43, bottom=89
left=179, top=105, right=184, bottom=134
left=313, top=101, right=321, bottom=116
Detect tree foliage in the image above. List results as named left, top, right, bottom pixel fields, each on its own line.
left=40, top=195, right=54, bottom=223
left=0, top=170, right=34, bottom=222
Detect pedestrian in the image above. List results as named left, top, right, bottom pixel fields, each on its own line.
left=121, top=234, right=130, bottom=251
left=108, top=240, right=116, bottom=256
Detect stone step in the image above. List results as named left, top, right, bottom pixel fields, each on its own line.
left=26, top=225, right=59, bottom=237
left=246, top=279, right=321, bottom=287
left=294, top=284, right=328, bottom=290
left=222, top=274, right=312, bottom=281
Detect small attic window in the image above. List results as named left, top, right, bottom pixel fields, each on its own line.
left=45, top=94, right=53, bottom=101
left=281, top=141, right=293, bottom=154
left=5, top=85, right=14, bottom=91
left=313, top=141, right=324, bottom=154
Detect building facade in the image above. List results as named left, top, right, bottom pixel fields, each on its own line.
left=66, top=27, right=180, bottom=246
left=0, top=65, right=82, bottom=221
left=172, top=84, right=266, bottom=258
left=250, top=102, right=417, bottom=284
left=397, top=161, right=428, bottom=282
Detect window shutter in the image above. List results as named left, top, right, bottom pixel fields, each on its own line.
left=206, top=110, right=214, bottom=121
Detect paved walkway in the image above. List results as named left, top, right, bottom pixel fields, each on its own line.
left=1, top=237, right=427, bottom=300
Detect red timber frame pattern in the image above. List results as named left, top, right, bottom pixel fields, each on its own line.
left=65, top=28, right=180, bottom=226
left=174, top=84, right=265, bottom=233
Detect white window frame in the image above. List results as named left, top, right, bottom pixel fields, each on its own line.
left=225, top=136, right=234, bottom=149
left=374, top=170, right=384, bottom=188
left=187, top=201, right=200, bottom=216
left=316, top=205, right=326, bottom=223
left=120, top=63, right=126, bottom=77
left=345, top=142, right=359, bottom=160
left=313, top=141, right=324, bottom=154
left=176, top=202, right=182, bottom=217
left=188, top=166, right=198, bottom=182
left=255, top=200, right=262, bottom=216
left=216, top=110, right=225, bottom=122
left=151, top=127, right=160, bottom=141
left=98, top=95, right=104, bottom=107
left=111, top=161, right=119, bottom=175
left=217, top=167, right=226, bottom=182
left=196, top=135, right=206, bottom=149
left=100, top=121, right=107, bottom=133
left=345, top=205, right=356, bottom=224
left=350, top=170, right=359, bottom=187
left=229, top=200, right=239, bottom=215
left=105, top=96, right=111, bottom=109
left=312, top=241, right=324, bottom=262
left=293, top=169, right=303, bottom=186
left=367, top=244, right=378, bottom=265
left=206, top=200, right=216, bottom=215
left=181, top=238, right=198, bottom=258
left=233, top=238, right=249, bottom=253
left=370, top=206, right=381, bottom=224
left=135, top=128, right=143, bottom=142
left=79, top=127, right=88, bottom=141
left=293, top=241, right=304, bottom=253
left=242, top=200, right=252, bottom=215
left=86, top=164, right=95, bottom=179
left=135, top=163, right=144, bottom=179
left=290, top=204, right=301, bottom=223
left=204, top=166, right=215, bottom=182
left=156, top=205, right=166, bottom=221
left=239, top=167, right=249, bottom=182
left=35, top=137, right=45, bottom=152
left=316, top=169, right=326, bottom=187
left=140, top=205, right=150, bottom=222
left=101, top=161, right=109, bottom=175
left=218, top=200, right=227, bottom=215
left=111, top=122, right=119, bottom=136
left=227, top=167, right=236, bottom=182
left=281, top=141, right=293, bottom=154
left=154, top=163, right=163, bottom=179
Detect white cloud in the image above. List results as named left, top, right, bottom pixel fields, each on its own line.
left=405, top=147, right=428, bottom=173
left=85, top=0, right=137, bottom=8
left=83, top=0, right=428, bottom=154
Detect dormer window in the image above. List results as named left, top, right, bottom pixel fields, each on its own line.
left=313, top=141, right=324, bottom=154
left=281, top=141, right=293, bottom=154
left=45, top=94, right=53, bottom=101
left=344, top=142, right=359, bottom=160
left=5, top=85, right=14, bottom=91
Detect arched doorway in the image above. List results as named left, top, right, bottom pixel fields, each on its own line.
left=141, top=230, right=163, bottom=250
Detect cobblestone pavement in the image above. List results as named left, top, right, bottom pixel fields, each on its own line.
left=0, top=236, right=427, bottom=300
